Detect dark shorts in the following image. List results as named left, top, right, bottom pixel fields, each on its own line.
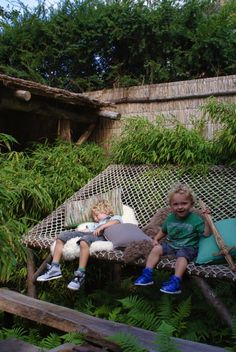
left=161, top=242, right=198, bottom=262
left=58, top=230, right=105, bottom=246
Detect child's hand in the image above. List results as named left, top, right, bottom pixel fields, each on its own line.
left=93, top=226, right=103, bottom=237
left=152, top=238, right=159, bottom=246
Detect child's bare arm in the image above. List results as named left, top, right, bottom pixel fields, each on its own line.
left=93, top=219, right=120, bottom=236
left=153, top=229, right=166, bottom=245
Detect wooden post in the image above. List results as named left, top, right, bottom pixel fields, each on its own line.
left=57, top=119, right=71, bottom=141
left=26, top=248, right=37, bottom=298
left=192, top=277, right=233, bottom=328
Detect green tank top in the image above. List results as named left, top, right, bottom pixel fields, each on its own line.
left=162, top=212, right=205, bottom=249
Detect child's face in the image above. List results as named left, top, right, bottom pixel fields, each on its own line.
left=170, top=193, right=192, bottom=219
left=92, top=210, right=108, bottom=223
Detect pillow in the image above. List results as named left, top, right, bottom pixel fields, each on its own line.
left=64, top=188, right=122, bottom=228
left=103, top=223, right=152, bottom=249
left=195, top=218, right=236, bottom=265
left=122, top=205, right=139, bottom=225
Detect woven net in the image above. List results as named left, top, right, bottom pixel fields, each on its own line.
left=22, top=164, right=236, bottom=281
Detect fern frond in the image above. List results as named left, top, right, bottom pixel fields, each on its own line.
left=0, top=326, right=27, bottom=339
left=126, top=310, right=160, bottom=331
left=156, top=321, right=180, bottom=352
left=156, top=295, right=173, bottom=322
left=39, top=333, right=62, bottom=349
left=170, top=296, right=192, bottom=335
left=109, top=332, right=147, bottom=352
left=61, top=331, right=84, bottom=345
left=118, top=295, right=154, bottom=315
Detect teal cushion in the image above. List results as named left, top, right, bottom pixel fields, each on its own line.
left=195, top=218, right=236, bottom=265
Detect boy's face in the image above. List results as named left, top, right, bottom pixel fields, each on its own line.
left=170, top=193, right=192, bottom=219
left=92, top=211, right=108, bottom=223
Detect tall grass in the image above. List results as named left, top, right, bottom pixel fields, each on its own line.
left=0, top=138, right=107, bottom=282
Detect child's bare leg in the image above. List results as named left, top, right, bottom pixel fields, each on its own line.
left=174, top=257, right=188, bottom=278
left=146, top=244, right=163, bottom=268
left=78, top=240, right=90, bottom=269
left=67, top=239, right=90, bottom=291
left=52, top=239, right=64, bottom=263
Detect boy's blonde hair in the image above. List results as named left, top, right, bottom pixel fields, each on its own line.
left=167, top=183, right=195, bottom=205
left=90, top=200, right=114, bottom=217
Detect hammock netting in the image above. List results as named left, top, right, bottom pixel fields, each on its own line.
left=22, top=164, right=236, bottom=281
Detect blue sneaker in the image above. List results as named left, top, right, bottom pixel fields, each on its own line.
left=160, top=275, right=181, bottom=294
left=134, top=268, right=154, bottom=286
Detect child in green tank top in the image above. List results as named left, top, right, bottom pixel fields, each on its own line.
left=134, top=183, right=211, bottom=294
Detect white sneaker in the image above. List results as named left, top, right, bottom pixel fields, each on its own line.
left=36, top=264, right=62, bottom=282
left=67, top=270, right=85, bottom=291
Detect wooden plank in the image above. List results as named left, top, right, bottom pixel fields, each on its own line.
left=0, top=288, right=226, bottom=352
left=0, top=338, right=42, bottom=352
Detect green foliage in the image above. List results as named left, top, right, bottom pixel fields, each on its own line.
left=109, top=332, right=147, bottom=352
left=110, top=116, right=213, bottom=166
left=156, top=321, right=180, bottom=352
left=202, top=98, right=236, bottom=165
left=0, top=0, right=235, bottom=90
left=0, top=138, right=107, bottom=283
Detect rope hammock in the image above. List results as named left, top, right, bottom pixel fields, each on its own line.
left=22, top=164, right=236, bottom=282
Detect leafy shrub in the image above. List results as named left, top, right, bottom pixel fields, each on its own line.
left=202, top=98, right=236, bottom=165
left=110, top=116, right=213, bottom=166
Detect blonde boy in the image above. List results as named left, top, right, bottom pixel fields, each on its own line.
left=134, top=184, right=210, bottom=294
left=37, top=200, right=122, bottom=290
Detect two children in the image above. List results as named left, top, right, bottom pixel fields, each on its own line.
left=37, top=200, right=122, bottom=290
left=37, top=183, right=210, bottom=295
left=134, top=183, right=211, bottom=294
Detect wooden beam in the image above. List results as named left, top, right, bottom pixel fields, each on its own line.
left=76, top=123, right=96, bottom=145
left=0, top=288, right=227, bottom=352
left=0, top=97, right=98, bottom=124
left=14, top=89, right=31, bottom=102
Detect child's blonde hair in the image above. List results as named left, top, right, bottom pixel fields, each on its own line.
left=167, top=183, right=195, bottom=205
left=91, top=200, right=114, bottom=217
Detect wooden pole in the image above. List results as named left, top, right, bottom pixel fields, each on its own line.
left=26, top=248, right=37, bottom=298
left=192, top=277, right=233, bottom=328
left=199, top=200, right=236, bottom=271
left=76, top=123, right=96, bottom=145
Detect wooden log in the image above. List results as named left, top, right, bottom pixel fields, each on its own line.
left=58, top=119, right=71, bottom=141
left=0, top=288, right=226, bottom=352
left=14, top=89, right=31, bottom=101
left=97, top=110, right=121, bottom=119
left=76, top=123, right=96, bottom=145
left=199, top=200, right=236, bottom=271
left=27, top=248, right=37, bottom=298
left=192, top=277, right=233, bottom=328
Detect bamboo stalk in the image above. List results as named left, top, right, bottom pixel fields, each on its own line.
left=199, top=200, right=236, bottom=271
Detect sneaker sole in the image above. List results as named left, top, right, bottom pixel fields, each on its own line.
left=36, top=274, right=62, bottom=282
left=67, top=285, right=80, bottom=291
left=134, top=281, right=154, bottom=286
left=160, top=288, right=181, bottom=294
